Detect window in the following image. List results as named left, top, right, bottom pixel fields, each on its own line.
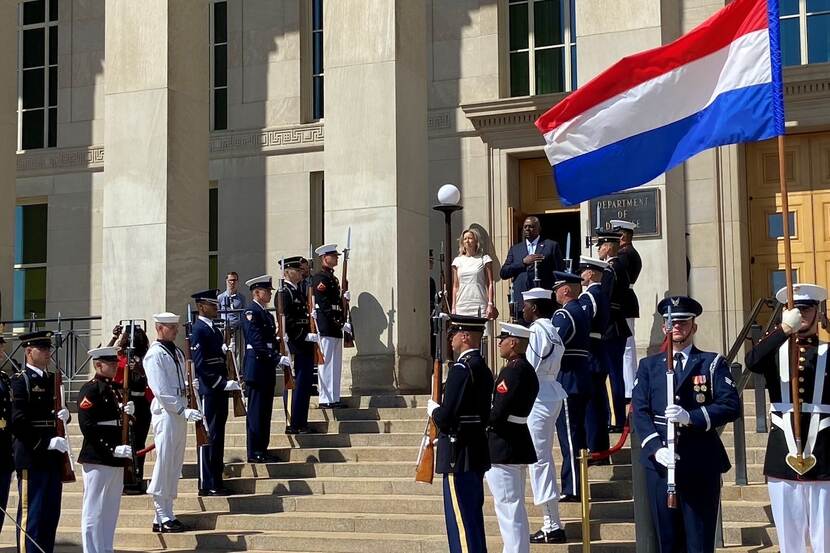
left=211, top=0, right=228, bottom=131
left=780, top=0, right=830, bottom=65
left=771, top=269, right=798, bottom=296
left=18, top=0, right=58, bottom=150
left=209, top=187, right=218, bottom=289
left=13, top=203, right=48, bottom=322
left=508, top=0, right=576, bottom=97
left=767, top=211, right=796, bottom=239
left=311, top=0, right=324, bottom=120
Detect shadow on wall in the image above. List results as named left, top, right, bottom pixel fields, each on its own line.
left=350, top=290, right=396, bottom=392
left=646, top=292, right=675, bottom=355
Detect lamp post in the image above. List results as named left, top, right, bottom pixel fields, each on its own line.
left=433, top=184, right=462, bottom=362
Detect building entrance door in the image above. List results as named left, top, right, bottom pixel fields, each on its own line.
left=518, top=158, right=581, bottom=269
left=747, top=133, right=830, bottom=337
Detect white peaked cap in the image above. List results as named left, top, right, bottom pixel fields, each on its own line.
left=314, top=244, right=340, bottom=256
left=498, top=322, right=531, bottom=339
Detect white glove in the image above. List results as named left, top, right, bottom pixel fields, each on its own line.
left=654, top=447, right=679, bottom=468
left=183, top=408, right=203, bottom=422
left=305, top=333, right=319, bottom=343
left=222, top=343, right=229, bottom=354
left=113, top=445, right=133, bottom=459
left=665, top=404, right=691, bottom=426
left=224, top=380, right=242, bottom=392
left=781, top=307, right=803, bottom=334
left=278, top=355, right=292, bottom=369
left=56, top=408, right=70, bottom=424
left=311, top=309, right=318, bottom=320
left=48, top=437, right=69, bottom=454
left=427, top=399, right=440, bottom=417
left=343, top=323, right=353, bottom=335
left=121, top=401, right=135, bottom=416
left=343, top=290, right=351, bottom=302
left=192, top=378, right=200, bottom=392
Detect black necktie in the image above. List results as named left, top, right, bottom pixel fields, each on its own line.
left=674, top=352, right=684, bottom=378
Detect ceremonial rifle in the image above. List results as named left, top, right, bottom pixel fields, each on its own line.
left=664, top=305, right=678, bottom=509
left=223, top=319, right=247, bottom=417
left=120, top=320, right=140, bottom=485
left=277, top=257, right=296, bottom=398
left=184, top=308, right=209, bottom=447
left=53, top=356, right=76, bottom=483
left=415, top=250, right=448, bottom=484
left=342, top=228, right=355, bottom=348
left=307, top=278, right=326, bottom=366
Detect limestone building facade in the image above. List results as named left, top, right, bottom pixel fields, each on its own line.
left=5, top=0, right=830, bottom=392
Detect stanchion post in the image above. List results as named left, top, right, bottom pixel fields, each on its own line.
left=579, top=449, right=591, bottom=553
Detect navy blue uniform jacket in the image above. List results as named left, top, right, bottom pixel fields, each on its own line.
left=242, top=301, right=278, bottom=387
left=552, top=300, right=593, bottom=396
left=632, top=347, right=740, bottom=475
left=190, top=318, right=228, bottom=395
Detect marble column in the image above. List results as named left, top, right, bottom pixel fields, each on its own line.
left=324, top=0, right=430, bottom=393
left=102, top=0, right=209, bottom=331
left=0, top=2, right=16, bottom=322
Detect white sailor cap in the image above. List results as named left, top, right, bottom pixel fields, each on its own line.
left=245, top=275, right=274, bottom=291
left=153, top=312, right=180, bottom=324
left=579, top=256, right=609, bottom=270
left=88, top=346, right=119, bottom=360
left=610, top=219, right=637, bottom=232
left=522, top=287, right=552, bottom=301
left=776, top=283, right=827, bottom=306
left=314, top=244, right=340, bottom=256
left=498, top=322, right=531, bottom=340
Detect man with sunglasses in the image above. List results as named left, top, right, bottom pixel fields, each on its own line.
left=631, top=296, right=739, bottom=553
left=745, top=284, right=830, bottom=553
left=427, top=315, right=493, bottom=553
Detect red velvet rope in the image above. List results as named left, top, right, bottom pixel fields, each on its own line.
left=589, top=404, right=632, bottom=461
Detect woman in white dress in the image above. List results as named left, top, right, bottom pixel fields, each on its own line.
left=452, top=227, right=498, bottom=320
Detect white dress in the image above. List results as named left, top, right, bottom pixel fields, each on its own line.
left=452, top=254, right=492, bottom=316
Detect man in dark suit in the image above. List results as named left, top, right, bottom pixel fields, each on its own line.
left=631, top=296, right=740, bottom=553
left=500, top=216, right=564, bottom=325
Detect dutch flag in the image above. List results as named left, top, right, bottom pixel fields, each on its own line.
left=535, top=0, right=785, bottom=206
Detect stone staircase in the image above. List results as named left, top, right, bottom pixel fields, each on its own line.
left=0, top=393, right=781, bottom=552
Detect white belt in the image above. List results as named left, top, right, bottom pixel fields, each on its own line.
left=507, top=415, right=528, bottom=424
left=630, top=284, right=635, bottom=289
left=589, top=332, right=602, bottom=339
left=771, top=403, right=830, bottom=415
left=245, top=344, right=273, bottom=350
left=97, top=420, right=119, bottom=427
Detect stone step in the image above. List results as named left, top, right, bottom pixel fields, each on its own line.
left=723, top=521, right=778, bottom=546
left=0, top=529, right=640, bottom=553
left=721, top=483, right=771, bottom=502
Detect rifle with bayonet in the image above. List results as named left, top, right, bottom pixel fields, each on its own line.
left=277, top=257, right=296, bottom=398
left=120, top=320, right=140, bottom=486
left=342, top=228, right=355, bottom=348
left=223, top=322, right=247, bottom=417
left=665, top=305, right=678, bottom=509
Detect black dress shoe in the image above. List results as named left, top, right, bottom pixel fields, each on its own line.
left=560, top=494, right=581, bottom=503
left=153, top=519, right=187, bottom=533
left=331, top=401, right=346, bottom=408
left=285, top=426, right=300, bottom=435
left=297, top=427, right=318, bottom=434
left=530, top=528, right=567, bottom=544
left=199, top=488, right=231, bottom=497
left=318, top=402, right=332, bottom=409
left=608, top=424, right=624, bottom=433
left=248, top=454, right=267, bottom=463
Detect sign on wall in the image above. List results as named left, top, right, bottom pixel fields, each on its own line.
left=589, top=188, right=661, bottom=238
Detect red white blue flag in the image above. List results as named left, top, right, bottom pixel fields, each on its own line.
left=535, top=0, right=784, bottom=205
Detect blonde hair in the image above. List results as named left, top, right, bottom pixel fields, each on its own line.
left=458, top=227, right=484, bottom=257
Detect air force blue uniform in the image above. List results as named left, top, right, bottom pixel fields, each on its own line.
left=190, top=316, right=229, bottom=491
left=631, top=303, right=740, bottom=553
left=552, top=299, right=592, bottom=498
left=242, top=300, right=278, bottom=460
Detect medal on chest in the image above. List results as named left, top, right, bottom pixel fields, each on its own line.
left=692, top=375, right=707, bottom=403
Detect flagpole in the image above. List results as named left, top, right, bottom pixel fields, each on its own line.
left=778, top=133, right=811, bottom=474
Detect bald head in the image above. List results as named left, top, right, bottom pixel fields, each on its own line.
left=522, top=216, right=541, bottom=242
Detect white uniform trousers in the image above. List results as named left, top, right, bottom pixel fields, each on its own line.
left=527, top=399, right=564, bottom=532
left=486, top=464, right=530, bottom=553
left=623, top=318, right=637, bottom=398
left=318, top=337, right=343, bottom=404
left=147, top=411, right=187, bottom=523
left=81, top=463, right=123, bottom=553
left=769, top=477, right=830, bottom=553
